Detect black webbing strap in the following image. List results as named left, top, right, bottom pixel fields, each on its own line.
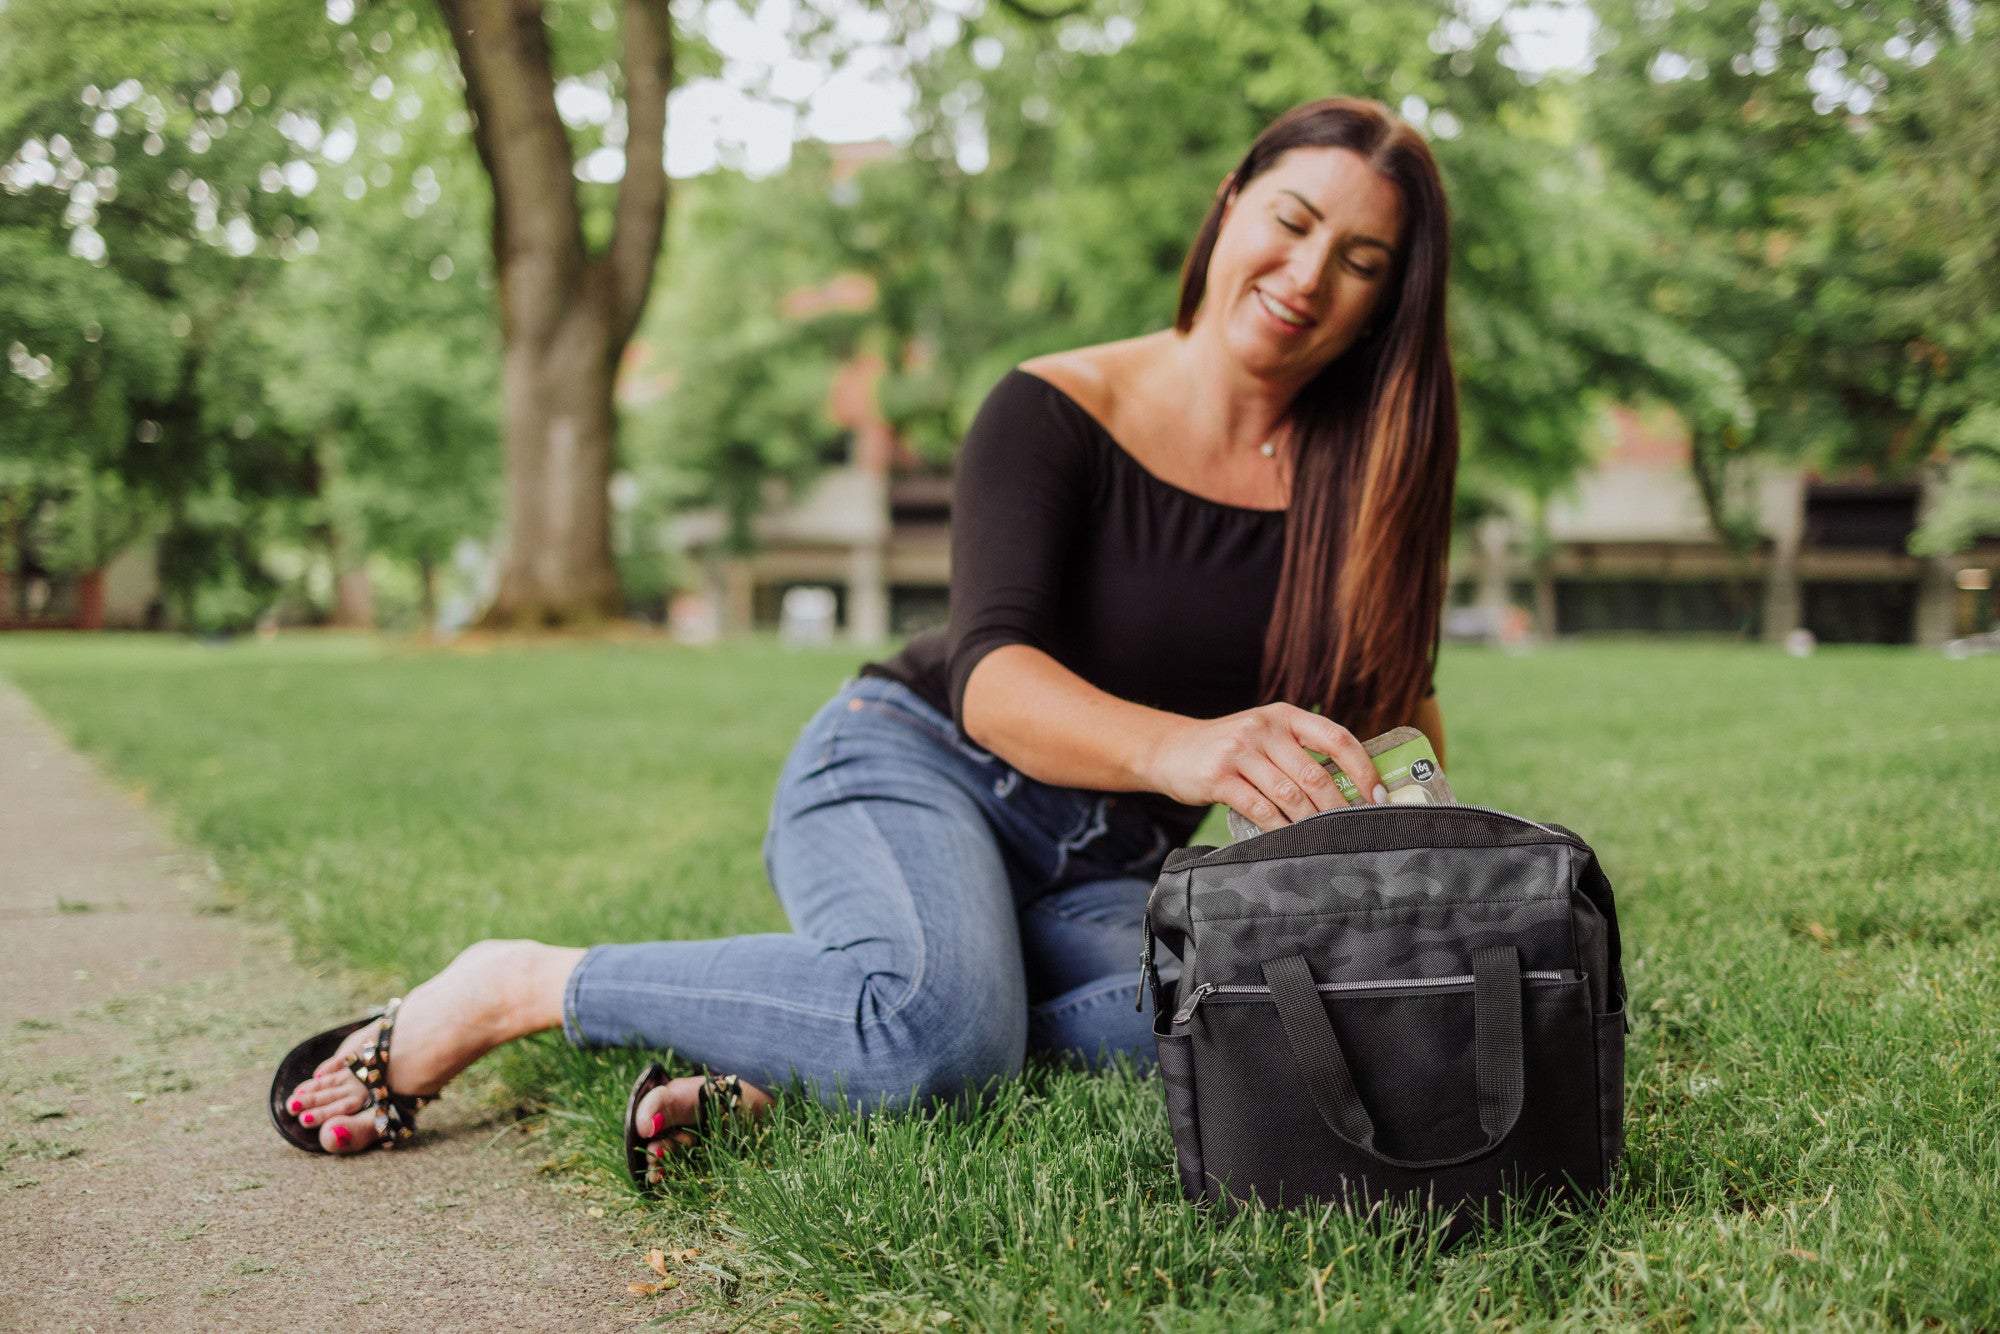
left=1260, top=946, right=1525, bottom=1171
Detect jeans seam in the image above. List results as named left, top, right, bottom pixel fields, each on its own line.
left=822, top=745, right=929, bottom=1026
left=580, top=978, right=859, bottom=1025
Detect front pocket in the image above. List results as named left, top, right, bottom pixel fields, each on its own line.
left=1187, top=975, right=1599, bottom=1215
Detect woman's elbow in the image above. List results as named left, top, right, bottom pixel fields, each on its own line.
left=957, top=645, right=1034, bottom=752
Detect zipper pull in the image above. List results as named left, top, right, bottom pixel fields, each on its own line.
left=1171, top=983, right=1217, bottom=1026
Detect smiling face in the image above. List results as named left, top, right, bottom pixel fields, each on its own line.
left=1195, top=146, right=1407, bottom=388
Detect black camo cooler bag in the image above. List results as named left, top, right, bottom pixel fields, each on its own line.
left=1142, top=804, right=1626, bottom=1221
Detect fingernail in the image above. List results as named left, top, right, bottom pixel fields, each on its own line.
left=289, top=1099, right=302, bottom=1113
left=301, top=1112, right=315, bottom=1126
left=333, top=1125, right=351, bottom=1146
left=651, top=1112, right=664, bottom=1134
left=1372, top=784, right=1389, bottom=805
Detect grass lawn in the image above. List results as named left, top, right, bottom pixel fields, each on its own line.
left=3, top=632, right=1997, bottom=1330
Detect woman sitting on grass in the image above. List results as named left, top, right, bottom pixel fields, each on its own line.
left=272, top=96, right=1458, bottom=1176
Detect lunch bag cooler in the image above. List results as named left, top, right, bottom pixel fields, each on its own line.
left=1143, top=803, right=1626, bottom=1221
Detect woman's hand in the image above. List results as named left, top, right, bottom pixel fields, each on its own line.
left=1137, top=703, right=1387, bottom=833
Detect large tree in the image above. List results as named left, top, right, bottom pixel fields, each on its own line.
left=431, top=0, right=674, bottom=626
left=1583, top=0, right=1991, bottom=499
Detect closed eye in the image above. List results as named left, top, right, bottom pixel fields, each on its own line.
left=1277, top=216, right=1308, bottom=236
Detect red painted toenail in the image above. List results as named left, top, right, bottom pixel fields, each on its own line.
left=334, top=1126, right=351, bottom=1146
left=651, top=1112, right=664, bottom=1134
left=301, top=1113, right=314, bottom=1126
left=289, top=1099, right=302, bottom=1113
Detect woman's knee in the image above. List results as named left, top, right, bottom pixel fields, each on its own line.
left=914, top=1008, right=1027, bottom=1107
left=841, top=998, right=1027, bottom=1113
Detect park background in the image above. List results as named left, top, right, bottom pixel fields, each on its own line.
left=3, top=0, right=1997, bottom=639
left=3, top=0, right=1999, bottom=1328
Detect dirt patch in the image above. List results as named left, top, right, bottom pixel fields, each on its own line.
left=0, top=680, right=710, bottom=1332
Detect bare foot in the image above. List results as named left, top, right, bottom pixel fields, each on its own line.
left=632, top=1074, right=773, bottom=1173
left=282, top=939, right=582, bottom=1154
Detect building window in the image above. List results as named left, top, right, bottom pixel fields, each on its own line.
left=1554, top=580, right=1760, bottom=635
left=889, top=585, right=949, bottom=636
left=1803, top=485, right=1920, bottom=550
left=1801, top=581, right=1918, bottom=644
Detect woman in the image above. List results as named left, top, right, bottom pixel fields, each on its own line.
left=273, top=96, right=1457, bottom=1167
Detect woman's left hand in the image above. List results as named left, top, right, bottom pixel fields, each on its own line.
left=1134, top=702, right=1386, bottom=833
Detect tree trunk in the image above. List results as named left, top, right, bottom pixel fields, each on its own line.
left=334, top=567, right=375, bottom=629
left=1687, top=429, right=1763, bottom=635
left=417, top=553, right=439, bottom=633
left=438, top=0, right=674, bottom=628
left=0, top=496, right=17, bottom=628
left=322, top=509, right=374, bottom=629
left=76, top=568, right=107, bottom=630
left=491, top=296, right=622, bottom=623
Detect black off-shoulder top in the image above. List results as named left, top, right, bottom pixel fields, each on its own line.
left=859, top=368, right=1289, bottom=845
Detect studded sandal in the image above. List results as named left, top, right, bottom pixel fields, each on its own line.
left=624, top=1063, right=747, bottom=1192
left=268, top=998, right=437, bottom=1154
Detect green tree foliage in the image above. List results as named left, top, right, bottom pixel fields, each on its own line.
left=1584, top=0, right=1998, bottom=549
left=0, top=0, right=333, bottom=623
left=639, top=0, right=1746, bottom=546
left=1, top=0, right=511, bottom=626
left=246, top=33, right=502, bottom=622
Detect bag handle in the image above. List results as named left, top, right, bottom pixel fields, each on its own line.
left=1259, top=947, right=1525, bottom=1171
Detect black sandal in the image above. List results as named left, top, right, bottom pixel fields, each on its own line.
left=268, top=998, right=436, bottom=1154
left=623, top=1064, right=746, bottom=1191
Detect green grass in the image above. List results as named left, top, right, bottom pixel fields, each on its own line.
left=4, top=633, right=1998, bottom=1330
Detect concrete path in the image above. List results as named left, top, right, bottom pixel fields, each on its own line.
left=0, top=680, right=693, bottom=1331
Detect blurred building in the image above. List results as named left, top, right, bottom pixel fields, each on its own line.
left=1451, top=407, right=1993, bottom=644
left=664, top=327, right=952, bottom=644
left=0, top=535, right=159, bottom=631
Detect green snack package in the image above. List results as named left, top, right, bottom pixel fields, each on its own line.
left=1226, top=726, right=1453, bottom=842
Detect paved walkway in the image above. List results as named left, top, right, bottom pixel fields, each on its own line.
left=0, top=680, right=682, bottom=1331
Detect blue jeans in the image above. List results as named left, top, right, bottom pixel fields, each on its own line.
left=561, top=674, right=1185, bottom=1111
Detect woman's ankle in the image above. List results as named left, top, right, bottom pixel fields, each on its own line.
left=469, top=939, right=587, bottom=1044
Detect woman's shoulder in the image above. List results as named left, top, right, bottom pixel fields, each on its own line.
left=1014, top=334, right=1170, bottom=430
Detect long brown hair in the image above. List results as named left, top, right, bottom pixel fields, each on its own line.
left=1175, top=97, right=1457, bottom=738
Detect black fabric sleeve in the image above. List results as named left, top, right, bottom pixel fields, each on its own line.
left=944, top=372, right=1088, bottom=731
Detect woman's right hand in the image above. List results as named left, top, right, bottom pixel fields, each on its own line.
left=1138, top=703, right=1386, bottom=833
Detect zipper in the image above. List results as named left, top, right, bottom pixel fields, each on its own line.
left=1445, top=804, right=1582, bottom=844
left=1135, top=916, right=1156, bottom=1014
left=1203, top=803, right=1586, bottom=860
left=1168, top=970, right=1574, bottom=1025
